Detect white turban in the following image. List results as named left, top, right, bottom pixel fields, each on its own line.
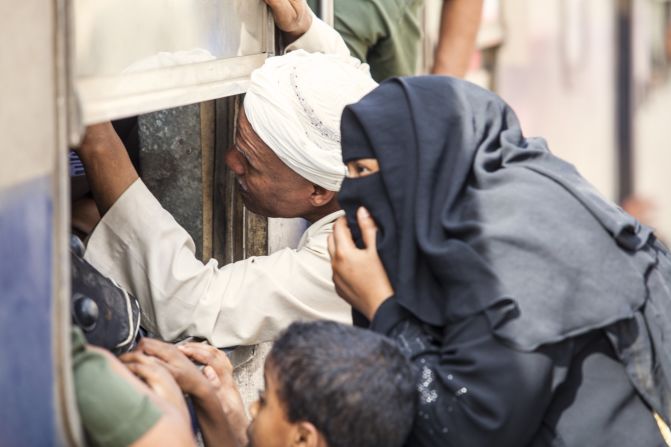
left=244, top=50, right=378, bottom=191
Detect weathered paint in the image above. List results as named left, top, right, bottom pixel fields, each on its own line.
left=0, top=176, right=56, bottom=446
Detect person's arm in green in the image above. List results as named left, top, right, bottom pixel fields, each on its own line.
left=432, top=0, right=484, bottom=77
left=331, top=1, right=386, bottom=64
left=72, top=329, right=195, bottom=447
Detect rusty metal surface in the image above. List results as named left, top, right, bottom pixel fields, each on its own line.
left=201, top=101, right=216, bottom=261
left=213, top=96, right=268, bottom=265
left=138, top=104, right=204, bottom=259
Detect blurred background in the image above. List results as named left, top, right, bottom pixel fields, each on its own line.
left=425, top=0, right=671, bottom=240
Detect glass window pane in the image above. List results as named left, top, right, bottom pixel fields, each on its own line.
left=74, top=0, right=268, bottom=77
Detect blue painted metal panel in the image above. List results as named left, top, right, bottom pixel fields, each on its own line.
left=0, top=176, right=56, bottom=446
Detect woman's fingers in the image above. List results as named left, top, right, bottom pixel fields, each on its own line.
left=357, top=207, right=378, bottom=251
left=332, top=217, right=355, bottom=253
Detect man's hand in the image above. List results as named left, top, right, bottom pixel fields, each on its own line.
left=134, top=338, right=212, bottom=398
left=76, top=123, right=139, bottom=216
left=120, top=351, right=190, bottom=423
left=179, top=342, right=249, bottom=447
left=264, top=0, right=313, bottom=43
left=178, top=343, right=247, bottom=419
left=327, top=207, right=394, bottom=320
left=129, top=339, right=248, bottom=447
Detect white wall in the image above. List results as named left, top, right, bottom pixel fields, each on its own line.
left=0, top=0, right=57, bottom=189
left=496, top=0, right=617, bottom=200
left=632, top=0, right=671, bottom=240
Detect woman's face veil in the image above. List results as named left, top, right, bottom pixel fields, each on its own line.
left=338, top=76, right=671, bottom=425
left=337, top=80, right=424, bottom=288
left=338, top=76, right=505, bottom=321
left=337, top=75, right=655, bottom=348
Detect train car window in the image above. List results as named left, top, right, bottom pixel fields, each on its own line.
left=71, top=0, right=274, bottom=126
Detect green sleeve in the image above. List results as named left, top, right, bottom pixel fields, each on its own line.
left=307, top=0, right=424, bottom=81
left=72, top=329, right=163, bottom=447
left=332, top=0, right=424, bottom=82
left=333, top=0, right=388, bottom=65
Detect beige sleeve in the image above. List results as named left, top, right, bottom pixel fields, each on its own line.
left=84, top=179, right=350, bottom=348
left=285, top=14, right=351, bottom=57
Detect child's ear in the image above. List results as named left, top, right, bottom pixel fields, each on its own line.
left=293, top=421, right=323, bottom=447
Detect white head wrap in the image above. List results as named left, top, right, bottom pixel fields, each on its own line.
left=244, top=50, right=378, bottom=191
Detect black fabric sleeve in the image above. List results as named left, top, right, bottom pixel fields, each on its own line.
left=370, top=297, right=570, bottom=447
left=370, top=296, right=408, bottom=334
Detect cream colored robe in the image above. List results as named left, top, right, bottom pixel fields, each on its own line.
left=84, top=16, right=355, bottom=350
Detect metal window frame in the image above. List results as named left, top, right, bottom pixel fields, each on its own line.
left=317, top=0, right=334, bottom=27
left=68, top=1, right=275, bottom=140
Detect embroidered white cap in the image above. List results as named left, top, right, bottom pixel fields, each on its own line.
left=244, top=50, right=378, bottom=191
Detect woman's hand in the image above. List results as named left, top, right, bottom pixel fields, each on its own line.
left=327, top=207, right=394, bottom=320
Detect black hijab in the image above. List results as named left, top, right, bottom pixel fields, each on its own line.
left=338, top=76, right=671, bottom=422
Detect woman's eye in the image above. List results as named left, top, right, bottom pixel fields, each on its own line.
left=257, top=389, right=266, bottom=406
left=356, top=164, right=370, bottom=174
left=347, top=159, right=378, bottom=177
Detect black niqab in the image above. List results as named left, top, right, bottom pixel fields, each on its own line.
left=338, top=76, right=671, bottom=422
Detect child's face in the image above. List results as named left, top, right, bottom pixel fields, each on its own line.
left=246, top=365, right=298, bottom=447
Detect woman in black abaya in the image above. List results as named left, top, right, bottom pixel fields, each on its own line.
left=327, top=76, right=671, bottom=446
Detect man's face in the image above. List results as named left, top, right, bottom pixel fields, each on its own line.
left=246, top=365, right=298, bottom=447
left=225, top=108, right=313, bottom=218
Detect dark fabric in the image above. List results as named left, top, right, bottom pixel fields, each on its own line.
left=339, top=76, right=671, bottom=424
left=370, top=305, right=665, bottom=447
left=369, top=297, right=406, bottom=334
left=71, top=236, right=141, bottom=355
left=351, top=308, right=370, bottom=328
left=604, top=239, right=671, bottom=424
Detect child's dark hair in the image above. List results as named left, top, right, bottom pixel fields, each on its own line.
left=268, top=321, right=417, bottom=447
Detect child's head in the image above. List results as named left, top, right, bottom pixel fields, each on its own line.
left=247, top=321, right=416, bottom=447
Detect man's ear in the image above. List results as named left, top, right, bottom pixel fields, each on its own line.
left=309, top=185, right=337, bottom=207
left=292, top=421, right=323, bottom=447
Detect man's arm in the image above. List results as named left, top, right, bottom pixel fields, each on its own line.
left=266, top=0, right=351, bottom=57
left=86, top=195, right=350, bottom=345
left=431, top=0, right=484, bottom=77
left=83, top=161, right=350, bottom=346
left=76, top=122, right=139, bottom=216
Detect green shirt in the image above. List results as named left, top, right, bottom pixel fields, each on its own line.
left=307, top=0, right=424, bottom=82
left=72, top=328, right=162, bottom=447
